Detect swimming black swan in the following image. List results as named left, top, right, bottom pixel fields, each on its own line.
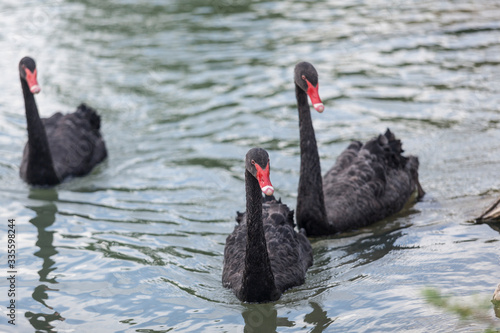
left=222, top=148, right=313, bottom=302
left=19, top=56, right=107, bottom=186
left=294, top=62, right=425, bottom=236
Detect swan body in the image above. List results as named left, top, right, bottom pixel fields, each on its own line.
left=18, top=57, right=107, bottom=186
left=294, top=62, right=424, bottom=236
left=222, top=148, right=313, bottom=302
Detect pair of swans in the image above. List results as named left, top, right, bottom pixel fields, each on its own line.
left=223, top=62, right=426, bottom=302
left=19, top=57, right=426, bottom=303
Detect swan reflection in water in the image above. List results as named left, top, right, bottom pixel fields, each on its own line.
left=241, top=302, right=334, bottom=332
left=26, top=189, right=65, bottom=331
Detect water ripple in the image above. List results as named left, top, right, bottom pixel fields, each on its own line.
left=0, top=0, right=500, bottom=331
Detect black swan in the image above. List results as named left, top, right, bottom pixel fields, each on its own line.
left=294, top=62, right=425, bottom=236
left=18, top=56, right=107, bottom=186
left=222, top=148, right=313, bottom=302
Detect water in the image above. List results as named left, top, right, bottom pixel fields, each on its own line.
left=0, top=0, right=499, bottom=331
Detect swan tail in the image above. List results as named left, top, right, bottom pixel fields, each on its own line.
left=76, top=103, right=101, bottom=130
left=363, top=128, right=406, bottom=169
left=384, top=128, right=403, bottom=154
left=235, top=211, right=244, bottom=224
left=407, top=155, right=425, bottom=199
left=383, top=128, right=407, bottom=168
left=383, top=129, right=425, bottom=199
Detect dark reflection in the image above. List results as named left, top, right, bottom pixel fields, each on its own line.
left=27, top=189, right=66, bottom=331
left=241, top=301, right=334, bottom=332
left=242, top=303, right=292, bottom=333
left=29, top=200, right=58, bottom=283
left=32, top=285, right=59, bottom=310
left=485, top=222, right=500, bottom=234
left=25, top=311, right=65, bottom=333
left=309, top=220, right=410, bottom=303
left=345, top=228, right=406, bottom=268
left=475, top=216, right=500, bottom=233
left=315, top=218, right=410, bottom=272
left=303, top=302, right=335, bottom=332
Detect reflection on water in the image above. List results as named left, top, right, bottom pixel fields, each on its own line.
left=26, top=189, right=66, bottom=331
left=338, top=223, right=408, bottom=269
left=304, top=302, right=336, bottom=333
left=32, top=285, right=58, bottom=310
left=241, top=304, right=282, bottom=333
left=29, top=191, right=58, bottom=284
left=483, top=221, right=500, bottom=234
left=241, top=302, right=334, bottom=333
left=25, top=311, right=65, bottom=333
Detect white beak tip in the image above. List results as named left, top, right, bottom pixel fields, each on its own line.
left=30, top=85, right=41, bottom=94
left=262, top=186, right=274, bottom=196
left=313, top=103, right=324, bottom=113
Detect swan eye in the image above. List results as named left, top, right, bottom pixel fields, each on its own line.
left=301, top=75, right=306, bottom=80
left=251, top=160, right=256, bottom=165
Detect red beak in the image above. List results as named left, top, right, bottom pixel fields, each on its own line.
left=24, top=68, right=41, bottom=94
left=254, top=162, right=274, bottom=196
left=305, top=79, right=324, bottom=113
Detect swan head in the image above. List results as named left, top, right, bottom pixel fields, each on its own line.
left=19, top=57, right=41, bottom=94
left=294, top=62, right=324, bottom=113
left=246, top=148, right=274, bottom=196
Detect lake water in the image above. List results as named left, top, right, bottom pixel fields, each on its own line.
left=1, top=0, right=499, bottom=332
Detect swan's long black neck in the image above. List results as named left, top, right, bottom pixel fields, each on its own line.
left=239, top=169, right=279, bottom=302
left=295, top=84, right=329, bottom=235
left=21, top=78, right=59, bottom=185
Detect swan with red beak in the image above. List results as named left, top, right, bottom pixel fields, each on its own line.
left=294, top=61, right=425, bottom=236
left=253, top=159, right=274, bottom=196
left=23, top=66, right=41, bottom=94
left=18, top=56, right=107, bottom=186
left=222, top=148, right=313, bottom=303
left=303, top=75, right=324, bottom=113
